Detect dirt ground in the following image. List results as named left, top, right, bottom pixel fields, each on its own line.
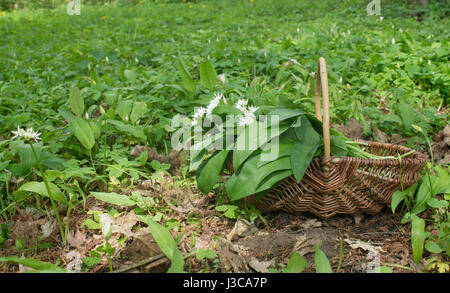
left=1, top=120, right=448, bottom=273
left=0, top=190, right=427, bottom=273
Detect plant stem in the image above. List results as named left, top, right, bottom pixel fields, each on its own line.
left=336, top=237, right=343, bottom=272
left=89, top=150, right=96, bottom=173
left=30, top=143, right=66, bottom=245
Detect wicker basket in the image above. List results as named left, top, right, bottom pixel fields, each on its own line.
left=246, top=58, right=427, bottom=219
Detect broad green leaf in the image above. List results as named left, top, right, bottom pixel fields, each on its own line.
left=18, top=181, right=65, bottom=204
left=167, top=242, right=186, bottom=273
left=138, top=215, right=179, bottom=263
left=391, top=190, right=405, bottom=213
left=91, top=192, right=136, bottom=207
left=69, top=86, right=84, bottom=117
left=59, top=109, right=95, bottom=150
left=330, top=135, right=347, bottom=157
left=227, top=155, right=291, bottom=201
left=283, top=251, right=307, bottom=273
left=81, top=219, right=100, bottom=230
left=411, top=215, right=425, bottom=264
left=426, top=198, right=448, bottom=209
left=0, top=256, right=68, bottom=273
left=150, top=160, right=171, bottom=171
left=293, top=116, right=320, bottom=145
left=196, top=150, right=230, bottom=193
left=130, top=102, right=148, bottom=124
left=107, top=120, right=147, bottom=140
left=396, top=104, right=416, bottom=131
left=314, top=245, right=332, bottom=273
left=117, top=100, right=133, bottom=122
left=189, top=149, right=207, bottom=172
left=199, top=61, right=217, bottom=90
left=372, top=266, right=393, bottom=273
left=178, top=54, right=196, bottom=93
left=255, top=169, right=292, bottom=194
left=124, top=69, right=137, bottom=83
left=90, top=121, right=101, bottom=139
left=196, top=248, right=217, bottom=260
left=290, top=142, right=319, bottom=183
left=266, top=108, right=304, bottom=127
left=233, top=123, right=289, bottom=172
left=257, top=138, right=294, bottom=168
left=425, top=241, right=443, bottom=254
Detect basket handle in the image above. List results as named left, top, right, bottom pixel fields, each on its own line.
left=315, top=57, right=331, bottom=158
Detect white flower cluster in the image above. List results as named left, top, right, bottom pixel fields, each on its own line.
left=191, top=92, right=227, bottom=126
left=190, top=93, right=258, bottom=127
left=11, top=127, right=42, bottom=142
left=235, top=98, right=259, bottom=126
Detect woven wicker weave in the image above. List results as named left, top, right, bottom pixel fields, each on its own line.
left=245, top=58, right=427, bottom=219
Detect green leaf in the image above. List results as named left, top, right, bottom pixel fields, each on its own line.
left=150, top=160, right=171, bottom=171
left=233, top=123, right=289, bottom=172
left=0, top=256, right=68, bottom=273
left=124, top=69, right=137, bottom=83
left=89, top=121, right=101, bottom=140
left=199, top=61, right=217, bottom=90
left=425, top=241, right=443, bottom=254
left=227, top=155, right=291, bottom=201
left=196, top=248, right=217, bottom=260
left=178, top=54, right=196, bottom=93
left=255, top=169, right=292, bottom=194
left=391, top=190, right=405, bottom=213
left=396, top=104, right=416, bottom=131
left=167, top=242, right=186, bottom=273
left=293, top=116, right=320, bottom=145
left=196, top=150, right=230, bottom=193
left=372, top=266, right=393, bottom=273
left=283, top=251, right=307, bottom=273
left=290, top=142, right=318, bottom=183
left=81, top=219, right=100, bottom=230
left=130, top=102, right=148, bottom=124
left=107, top=120, right=147, bottom=140
left=314, top=245, right=332, bottom=273
left=69, top=86, right=84, bottom=117
left=138, top=215, right=184, bottom=271
left=117, top=100, right=133, bottom=122
left=91, top=192, right=136, bottom=207
left=18, top=181, right=66, bottom=204
left=411, top=215, right=426, bottom=264
left=426, top=198, right=448, bottom=209
left=330, top=135, right=347, bottom=157
left=59, top=109, right=95, bottom=150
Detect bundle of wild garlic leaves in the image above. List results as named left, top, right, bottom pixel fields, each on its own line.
left=187, top=93, right=413, bottom=202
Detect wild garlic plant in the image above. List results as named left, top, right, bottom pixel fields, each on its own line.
left=98, top=214, right=114, bottom=272
left=11, top=127, right=66, bottom=244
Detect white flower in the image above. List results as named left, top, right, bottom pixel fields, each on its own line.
left=99, top=214, right=113, bottom=241
left=11, top=127, right=42, bottom=142
left=205, top=94, right=221, bottom=116
left=238, top=112, right=256, bottom=126
left=339, top=77, right=343, bottom=83
left=193, top=107, right=206, bottom=119
left=391, top=38, right=395, bottom=45
left=247, top=105, right=259, bottom=114
left=379, top=16, right=384, bottom=22
left=235, top=98, right=248, bottom=112
left=191, top=119, right=198, bottom=126
left=218, top=74, right=226, bottom=84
